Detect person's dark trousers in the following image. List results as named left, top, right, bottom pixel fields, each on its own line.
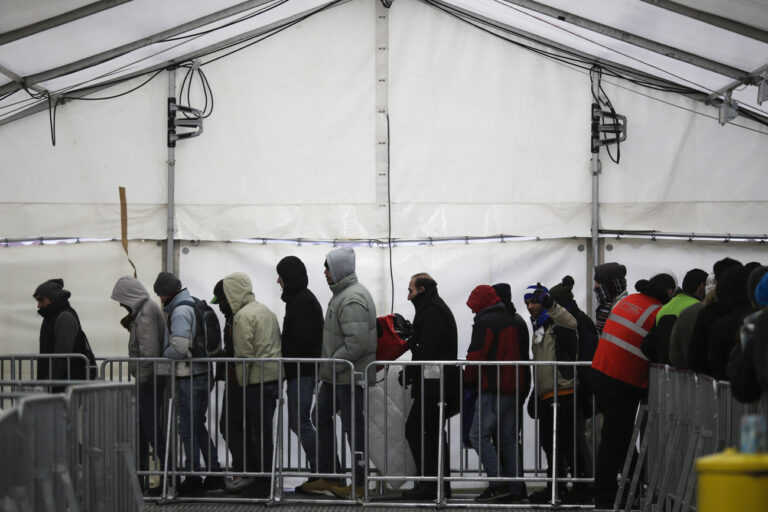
left=244, top=380, right=279, bottom=480
left=138, top=377, right=167, bottom=477
left=286, top=376, right=318, bottom=472
left=405, top=380, right=450, bottom=482
left=220, top=379, right=251, bottom=472
left=315, top=381, right=366, bottom=484
left=591, top=371, right=643, bottom=508
left=537, top=393, right=576, bottom=494
left=176, top=375, right=221, bottom=472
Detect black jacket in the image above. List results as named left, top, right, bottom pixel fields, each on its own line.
left=279, top=258, right=323, bottom=380
left=406, top=286, right=459, bottom=399
left=38, top=293, right=88, bottom=381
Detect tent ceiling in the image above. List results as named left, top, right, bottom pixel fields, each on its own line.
left=0, top=0, right=767, bottom=126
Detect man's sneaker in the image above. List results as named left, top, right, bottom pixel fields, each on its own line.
left=176, top=476, right=203, bottom=496
left=225, top=476, right=255, bottom=492
left=475, top=486, right=511, bottom=503
left=202, top=475, right=226, bottom=492
left=330, top=484, right=366, bottom=499
left=296, top=478, right=343, bottom=495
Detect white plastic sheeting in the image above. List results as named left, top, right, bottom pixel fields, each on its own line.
left=2, top=0, right=767, bottom=241
left=3, top=236, right=765, bottom=371
left=0, top=240, right=162, bottom=355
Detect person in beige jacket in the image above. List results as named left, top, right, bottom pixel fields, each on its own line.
left=220, top=272, right=282, bottom=499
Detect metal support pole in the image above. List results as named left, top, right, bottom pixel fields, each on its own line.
left=590, top=67, right=601, bottom=296
left=166, top=68, right=176, bottom=274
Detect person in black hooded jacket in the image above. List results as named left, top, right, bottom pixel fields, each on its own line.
left=34, top=278, right=91, bottom=386
left=276, top=256, right=323, bottom=487
left=402, top=273, right=458, bottom=500
left=707, top=265, right=755, bottom=380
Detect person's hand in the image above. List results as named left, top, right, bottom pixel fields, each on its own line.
left=532, top=283, right=554, bottom=309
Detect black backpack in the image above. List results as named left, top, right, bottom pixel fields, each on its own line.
left=172, top=298, right=223, bottom=357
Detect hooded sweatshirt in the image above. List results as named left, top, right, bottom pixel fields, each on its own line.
left=223, top=272, right=282, bottom=385
left=465, top=285, right=525, bottom=396
left=111, top=276, right=167, bottom=383
left=320, top=249, right=377, bottom=385
left=277, top=256, right=323, bottom=380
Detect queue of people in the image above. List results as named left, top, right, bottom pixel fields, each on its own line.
left=31, top=251, right=768, bottom=505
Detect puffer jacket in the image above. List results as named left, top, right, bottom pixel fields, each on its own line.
left=223, top=272, right=282, bottom=385
left=530, top=303, right=579, bottom=399
left=111, top=276, right=167, bottom=383
left=320, top=272, right=377, bottom=385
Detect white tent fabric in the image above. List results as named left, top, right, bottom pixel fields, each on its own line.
left=1, top=0, right=768, bottom=354
left=2, top=0, right=767, bottom=240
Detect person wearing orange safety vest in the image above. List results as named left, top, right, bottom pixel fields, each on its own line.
left=590, top=275, right=671, bottom=509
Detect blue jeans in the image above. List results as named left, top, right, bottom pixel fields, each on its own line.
left=245, top=380, right=279, bottom=475
left=315, top=381, right=365, bottom=484
left=138, top=378, right=166, bottom=473
left=286, top=376, right=318, bottom=472
left=176, top=375, right=220, bottom=472
left=469, top=392, right=523, bottom=494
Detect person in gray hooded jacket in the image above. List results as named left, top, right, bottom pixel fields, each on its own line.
left=111, top=275, right=167, bottom=483
left=297, top=248, right=377, bottom=499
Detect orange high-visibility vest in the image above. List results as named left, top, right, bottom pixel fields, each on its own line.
left=591, top=293, right=662, bottom=388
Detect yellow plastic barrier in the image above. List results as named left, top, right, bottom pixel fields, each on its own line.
left=696, top=448, right=768, bottom=512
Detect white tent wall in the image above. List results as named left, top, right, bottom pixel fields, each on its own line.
left=596, top=77, right=768, bottom=234
left=1, top=0, right=767, bottom=242
left=1, top=240, right=162, bottom=355
left=178, top=239, right=588, bottom=358
left=389, top=0, right=593, bottom=238
left=606, top=238, right=768, bottom=289
left=0, top=74, right=168, bottom=239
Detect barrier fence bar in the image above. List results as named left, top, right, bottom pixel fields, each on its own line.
left=643, top=365, right=768, bottom=512
left=2, top=355, right=767, bottom=509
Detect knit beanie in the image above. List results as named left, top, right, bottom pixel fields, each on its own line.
left=549, top=275, right=575, bottom=306
left=153, top=272, right=182, bottom=296
left=523, top=283, right=549, bottom=303
left=753, top=272, right=768, bottom=307
left=594, top=262, right=627, bottom=284
left=33, top=278, right=66, bottom=300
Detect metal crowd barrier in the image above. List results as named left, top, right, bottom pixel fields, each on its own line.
left=0, top=383, right=143, bottom=512
left=0, top=354, right=93, bottom=408
left=94, top=357, right=595, bottom=506
left=98, top=357, right=359, bottom=504
left=365, top=360, right=595, bottom=506
left=632, top=365, right=768, bottom=512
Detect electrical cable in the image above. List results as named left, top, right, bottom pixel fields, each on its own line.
left=590, top=66, right=621, bottom=164
left=159, top=0, right=289, bottom=43
left=386, top=112, right=394, bottom=314
left=199, top=0, right=344, bottom=66
left=422, top=0, right=768, bottom=129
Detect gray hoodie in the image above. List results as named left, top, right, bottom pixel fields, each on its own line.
left=111, top=276, right=168, bottom=382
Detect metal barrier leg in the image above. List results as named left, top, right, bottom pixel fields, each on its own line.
left=614, top=405, right=648, bottom=511
left=669, top=429, right=700, bottom=512
left=122, top=449, right=145, bottom=511
left=55, top=464, right=80, bottom=512
left=437, top=400, right=445, bottom=506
